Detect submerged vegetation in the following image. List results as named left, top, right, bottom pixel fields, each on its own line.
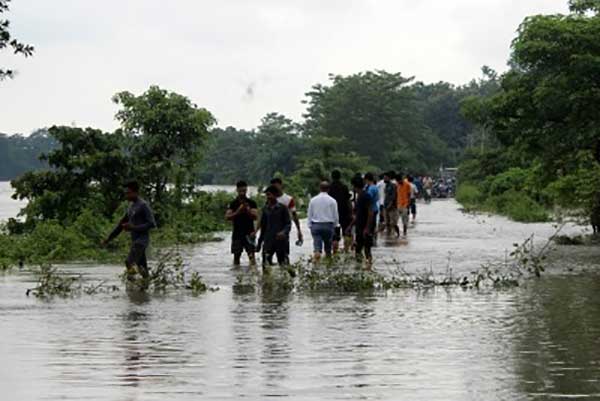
left=19, top=230, right=558, bottom=299
left=24, top=250, right=213, bottom=299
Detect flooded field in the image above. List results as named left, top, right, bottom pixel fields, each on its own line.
left=1, top=193, right=600, bottom=400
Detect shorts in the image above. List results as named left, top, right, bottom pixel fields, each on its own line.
left=333, top=220, right=351, bottom=242
left=310, top=222, right=335, bottom=254
left=355, top=227, right=373, bottom=256
left=126, top=243, right=149, bottom=277
left=398, top=207, right=409, bottom=226
left=231, top=237, right=255, bottom=255
left=384, top=208, right=399, bottom=227
left=263, top=240, right=290, bottom=266
left=410, top=199, right=417, bottom=216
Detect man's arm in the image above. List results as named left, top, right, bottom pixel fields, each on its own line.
left=364, top=209, right=374, bottom=236
left=307, top=200, right=313, bottom=230
left=282, top=208, right=292, bottom=237
left=104, top=213, right=127, bottom=244
left=332, top=200, right=339, bottom=227
left=248, top=205, right=259, bottom=220
left=225, top=202, right=244, bottom=221
left=257, top=211, right=266, bottom=247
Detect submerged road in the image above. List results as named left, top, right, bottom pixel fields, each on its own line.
left=1, top=199, right=599, bottom=401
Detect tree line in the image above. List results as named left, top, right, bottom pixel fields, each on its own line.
left=457, top=0, right=600, bottom=223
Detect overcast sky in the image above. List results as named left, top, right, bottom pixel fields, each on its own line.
left=0, top=0, right=567, bottom=135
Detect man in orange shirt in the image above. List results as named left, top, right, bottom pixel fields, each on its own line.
left=396, top=173, right=411, bottom=237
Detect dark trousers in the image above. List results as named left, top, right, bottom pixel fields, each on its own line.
left=355, top=228, right=373, bottom=259
left=263, top=240, right=289, bottom=267
left=126, top=243, right=149, bottom=278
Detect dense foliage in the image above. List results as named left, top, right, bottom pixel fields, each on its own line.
left=1, top=87, right=229, bottom=268
left=457, top=1, right=600, bottom=223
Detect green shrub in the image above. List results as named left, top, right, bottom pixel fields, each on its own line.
left=484, top=190, right=549, bottom=223
left=456, top=183, right=483, bottom=208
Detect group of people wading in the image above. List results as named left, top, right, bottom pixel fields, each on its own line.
left=226, top=171, right=422, bottom=270
left=100, top=172, right=426, bottom=281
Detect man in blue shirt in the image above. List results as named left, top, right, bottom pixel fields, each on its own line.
left=363, top=172, right=379, bottom=239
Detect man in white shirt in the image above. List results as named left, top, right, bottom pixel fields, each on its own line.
left=307, top=181, right=339, bottom=262
left=408, top=175, right=419, bottom=222
left=376, top=174, right=386, bottom=228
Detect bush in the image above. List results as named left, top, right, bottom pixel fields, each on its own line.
left=456, top=183, right=483, bottom=209
left=483, top=190, right=549, bottom=223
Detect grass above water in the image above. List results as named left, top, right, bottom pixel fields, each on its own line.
left=17, top=230, right=555, bottom=299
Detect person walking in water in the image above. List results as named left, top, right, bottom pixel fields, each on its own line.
left=381, top=171, right=399, bottom=237
left=270, top=178, right=303, bottom=247
left=377, top=174, right=386, bottom=228
left=363, top=173, right=380, bottom=242
left=408, top=175, right=419, bottom=223
left=328, top=170, right=352, bottom=253
left=257, top=185, right=292, bottom=271
left=102, top=181, right=156, bottom=281
left=347, top=175, right=374, bottom=265
left=396, top=173, right=411, bottom=237
left=226, top=181, right=258, bottom=266
left=308, top=181, right=339, bottom=262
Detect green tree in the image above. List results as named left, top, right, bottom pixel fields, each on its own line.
left=11, top=126, right=130, bottom=223
left=1, top=0, right=34, bottom=80
left=198, top=127, right=258, bottom=184
left=253, top=113, right=306, bottom=182
left=113, top=86, right=216, bottom=205
left=303, top=71, right=448, bottom=173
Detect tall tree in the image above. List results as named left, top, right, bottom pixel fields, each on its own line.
left=113, top=86, right=216, bottom=204
left=0, top=0, right=34, bottom=80
left=303, top=71, right=448, bottom=172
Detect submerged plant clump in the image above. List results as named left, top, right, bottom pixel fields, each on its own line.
left=232, top=233, right=559, bottom=296
left=120, top=250, right=215, bottom=295
left=26, top=251, right=215, bottom=299
left=26, top=264, right=119, bottom=298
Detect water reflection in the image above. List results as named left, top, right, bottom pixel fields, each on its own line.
left=119, top=292, right=150, bottom=390
left=513, top=276, right=600, bottom=398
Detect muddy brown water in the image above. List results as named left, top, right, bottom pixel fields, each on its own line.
left=1, top=190, right=600, bottom=400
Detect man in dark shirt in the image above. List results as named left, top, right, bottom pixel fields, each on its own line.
left=382, top=171, right=400, bottom=237
left=347, top=176, right=374, bottom=265
left=328, top=170, right=352, bottom=253
left=226, top=181, right=258, bottom=266
left=257, top=185, right=291, bottom=270
left=102, top=181, right=156, bottom=280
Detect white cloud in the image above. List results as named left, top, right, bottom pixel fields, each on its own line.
left=0, top=0, right=568, bottom=134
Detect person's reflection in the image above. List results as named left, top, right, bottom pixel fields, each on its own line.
left=259, top=286, right=292, bottom=395
left=119, top=290, right=151, bottom=391
left=230, top=293, right=258, bottom=395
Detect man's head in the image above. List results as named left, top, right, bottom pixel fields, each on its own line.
left=270, top=177, right=283, bottom=194
left=379, top=173, right=385, bottom=181
left=351, top=176, right=364, bottom=192
left=236, top=180, right=248, bottom=198
left=331, top=170, right=341, bottom=182
left=264, top=185, right=279, bottom=204
left=124, top=180, right=140, bottom=202
left=383, top=171, right=393, bottom=183
left=319, top=181, right=330, bottom=193
left=364, top=172, right=375, bottom=185
left=407, top=175, right=414, bottom=183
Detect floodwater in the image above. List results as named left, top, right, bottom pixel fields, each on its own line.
left=0, top=181, right=25, bottom=221
left=1, top=185, right=600, bottom=401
